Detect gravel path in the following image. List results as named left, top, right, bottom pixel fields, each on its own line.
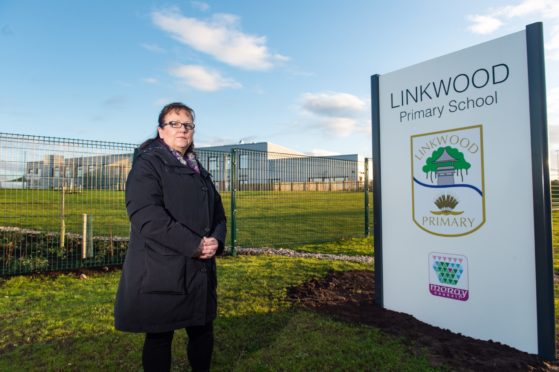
left=226, top=247, right=373, bottom=264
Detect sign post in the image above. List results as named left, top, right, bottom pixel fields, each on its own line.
left=371, top=22, right=555, bottom=358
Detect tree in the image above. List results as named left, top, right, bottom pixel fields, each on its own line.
left=422, top=146, right=471, bottom=183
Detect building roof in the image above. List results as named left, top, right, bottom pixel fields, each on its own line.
left=199, top=141, right=364, bottom=161
left=199, top=141, right=305, bottom=156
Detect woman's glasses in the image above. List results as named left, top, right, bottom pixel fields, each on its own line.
left=163, top=121, right=195, bottom=131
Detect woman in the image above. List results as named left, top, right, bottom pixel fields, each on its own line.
left=114, top=102, right=226, bottom=371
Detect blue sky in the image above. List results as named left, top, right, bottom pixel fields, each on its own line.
left=1, top=1, right=558, bottom=165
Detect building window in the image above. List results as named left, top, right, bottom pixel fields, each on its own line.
left=209, top=157, right=218, bottom=173
left=54, top=167, right=60, bottom=177
left=240, top=154, right=248, bottom=169
left=77, top=167, right=83, bottom=177
left=238, top=175, right=248, bottom=185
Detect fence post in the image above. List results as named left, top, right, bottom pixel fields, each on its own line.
left=60, top=185, right=65, bottom=248
left=82, top=214, right=88, bottom=259
left=364, top=158, right=370, bottom=237
left=230, top=149, right=237, bottom=256
left=82, top=214, right=93, bottom=259
left=87, top=215, right=93, bottom=258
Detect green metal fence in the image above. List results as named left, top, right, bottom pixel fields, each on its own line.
left=0, top=133, right=371, bottom=275
left=0, top=133, right=135, bottom=275
left=228, top=148, right=371, bottom=253
left=552, top=182, right=559, bottom=211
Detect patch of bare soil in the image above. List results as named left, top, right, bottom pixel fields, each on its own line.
left=287, top=270, right=557, bottom=371
left=28, top=265, right=122, bottom=279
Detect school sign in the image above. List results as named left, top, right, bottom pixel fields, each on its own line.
left=371, top=23, right=555, bottom=358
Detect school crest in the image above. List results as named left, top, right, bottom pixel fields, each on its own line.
left=411, top=125, right=485, bottom=237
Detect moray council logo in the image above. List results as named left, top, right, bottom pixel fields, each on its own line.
left=411, top=125, right=485, bottom=237
left=429, top=252, right=469, bottom=301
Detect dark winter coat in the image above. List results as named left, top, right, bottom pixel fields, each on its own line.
left=114, top=140, right=226, bottom=333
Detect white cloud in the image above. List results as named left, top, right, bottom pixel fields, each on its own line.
left=548, top=86, right=559, bottom=126
left=545, top=87, right=559, bottom=174
left=466, top=0, right=559, bottom=134
left=191, top=1, right=209, bottom=12
left=548, top=126, right=559, bottom=150
left=298, top=91, right=369, bottom=137
left=196, top=136, right=243, bottom=147
left=301, top=92, right=367, bottom=117
left=143, top=77, right=159, bottom=84
left=546, top=25, right=559, bottom=60
left=467, top=15, right=503, bottom=34
left=466, top=0, right=559, bottom=50
left=169, top=64, right=241, bottom=91
left=152, top=9, right=288, bottom=70
left=497, top=0, right=559, bottom=19
left=316, top=117, right=357, bottom=138
left=141, top=43, right=165, bottom=53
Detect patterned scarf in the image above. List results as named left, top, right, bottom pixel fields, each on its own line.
left=160, top=139, right=200, bottom=174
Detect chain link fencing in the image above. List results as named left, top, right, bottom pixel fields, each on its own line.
left=0, top=133, right=371, bottom=275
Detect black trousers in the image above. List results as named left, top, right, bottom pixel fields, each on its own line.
left=142, top=322, right=214, bottom=372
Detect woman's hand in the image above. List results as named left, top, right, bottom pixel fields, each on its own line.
left=196, top=237, right=219, bottom=259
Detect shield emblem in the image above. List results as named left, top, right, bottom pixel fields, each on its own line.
left=411, top=125, right=485, bottom=237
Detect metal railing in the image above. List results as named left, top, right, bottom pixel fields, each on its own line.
left=552, top=182, right=559, bottom=211
left=0, top=133, right=371, bottom=275
left=228, top=148, right=371, bottom=253
left=0, top=133, right=135, bottom=274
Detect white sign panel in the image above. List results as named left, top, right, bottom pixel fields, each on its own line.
left=376, top=30, right=539, bottom=353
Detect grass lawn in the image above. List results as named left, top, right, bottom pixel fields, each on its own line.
left=0, top=256, right=436, bottom=371
left=295, top=237, right=373, bottom=256
left=0, top=191, right=556, bottom=369
left=0, top=189, right=372, bottom=250
left=553, top=210, right=559, bottom=274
